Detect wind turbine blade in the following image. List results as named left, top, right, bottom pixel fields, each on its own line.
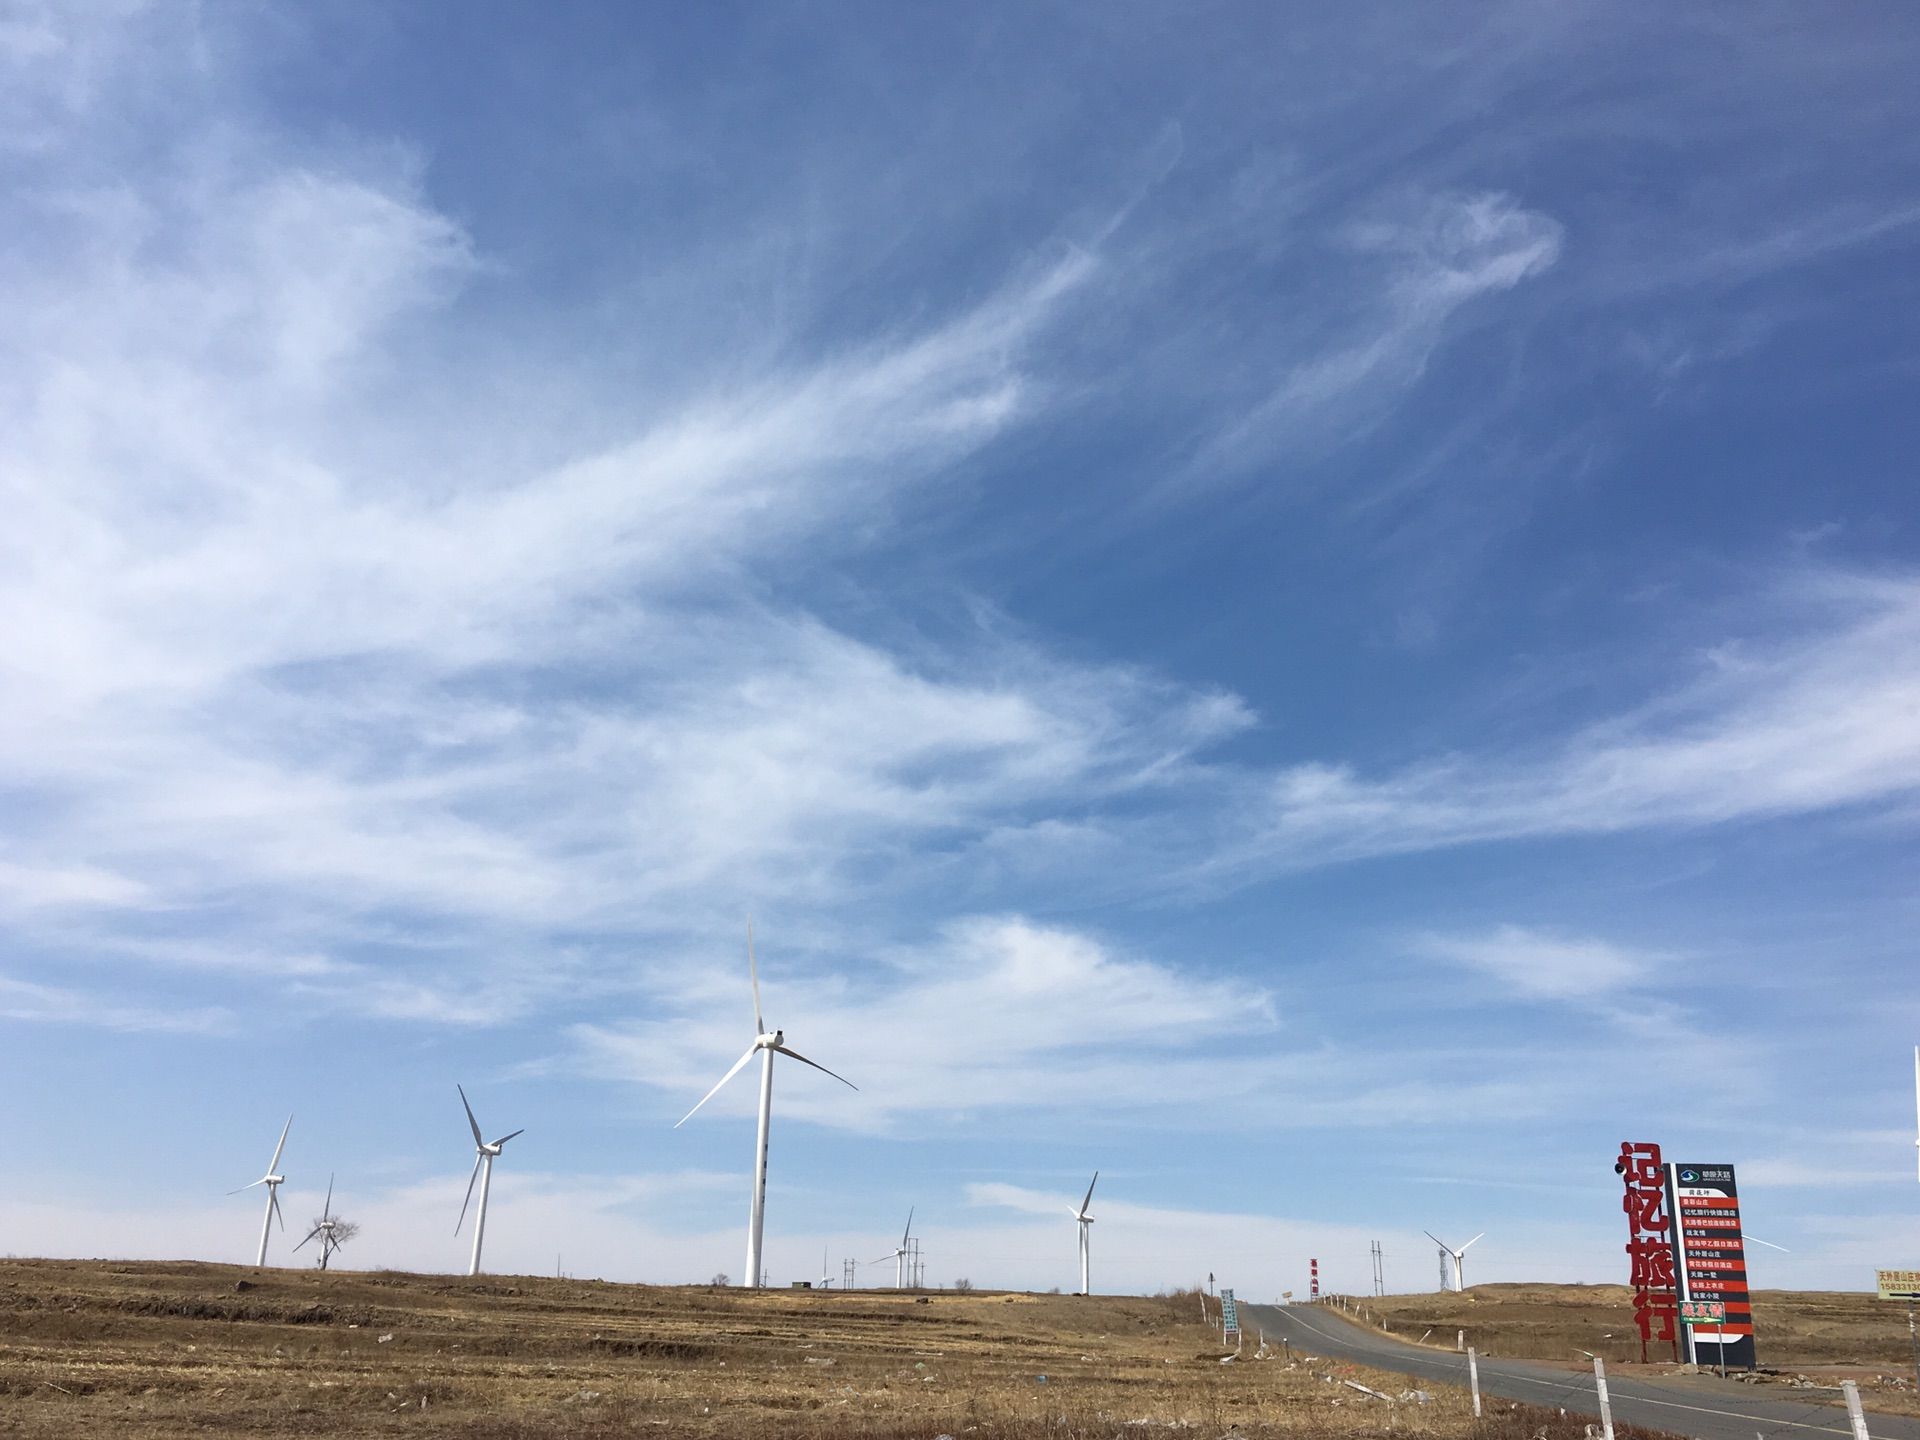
left=748, top=918, right=764, bottom=1036
left=228, top=1178, right=266, bottom=1195
left=458, top=1084, right=485, bottom=1149
left=675, top=1043, right=761, bottom=1128
left=1422, top=1230, right=1450, bottom=1251
left=773, top=1045, right=857, bottom=1091
left=1462, top=1232, right=1485, bottom=1252
left=1081, top=1171, right=1099, bottom=1211
left=491, top=1129, right=525, bottom=1147
left=323, top=1173, right=334, bottom=1221
left=293, top=1225, right=322, bottom=1253
left=267, top=1113, right=293, bottom=1173
left=1746, top=1235, right=1792, bottom=1253
left=868, top=1253, right=897, bottom=1264
left=270, top=1186, right=285, bottom=1232
left=456, top=1153, right=484, bottom=1235
left=902, top=1206, right=914, bottom=1245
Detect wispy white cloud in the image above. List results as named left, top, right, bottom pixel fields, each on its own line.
left=573, top=915, right=1274, bottom=1131
left=1418, top=925, right=1660, bottom=1001
left=1186, top=191, right=1562, bottom=480
left=0, top=859, right=148, bottom=910
left=0, top=973, right=229, bottom=1034
left=1219, top=570, right=1920, bottom=872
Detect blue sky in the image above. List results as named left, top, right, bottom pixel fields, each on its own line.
left=3, top=1, right=1918, bottom=1298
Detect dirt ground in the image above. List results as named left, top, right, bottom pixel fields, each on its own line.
left=1329, top=1283, right=1920, bottom=1416
left=0, top=1259, right=1676, bottom=1438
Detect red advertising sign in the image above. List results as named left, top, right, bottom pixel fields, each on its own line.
left=1616, top=1141, right=1678, bottom=1361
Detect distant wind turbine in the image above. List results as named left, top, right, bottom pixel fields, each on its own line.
left=818, top=1245, right=834, bottom=1290
left=872, top=1208, right=915, bottom=1288
left=1424, top=1230, right=1484, bottom=1291
left=228, top=1114, right=293, bottom=1267
left=295, top=1175, right=343, bottom=1270
left=455, top=1083, right=524, bottom=1277
left=1070, top=1172, right=1098, bottom=1295
left=676, top=921, right=858, bottom=1289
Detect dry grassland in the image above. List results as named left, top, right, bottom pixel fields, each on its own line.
left=0, top=1259, right=1674, bottom=1439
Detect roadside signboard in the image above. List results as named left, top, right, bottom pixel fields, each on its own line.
left=1665, top=1162, right=1756, bottom=1369
left=1680, top=1300, right=1725, bottom=1325
left=1220, top=1287, right=1239, bottom=1335
left=1877, top=1270, right=1920, bottom=1300
left=1616, top=1140, right=1679, bottom=1361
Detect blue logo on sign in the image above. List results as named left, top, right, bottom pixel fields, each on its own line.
left=1679, top=1169, right=1699, bottom=1182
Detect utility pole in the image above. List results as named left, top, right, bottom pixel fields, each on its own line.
left=1370, top=1240, right=1384, bottom=1296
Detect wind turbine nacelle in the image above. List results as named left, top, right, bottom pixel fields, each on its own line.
left=758, top=1029, right=784, bottom=1048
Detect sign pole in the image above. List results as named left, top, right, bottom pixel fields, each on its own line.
left=1874, top=1269, right=1920, bottom=1394
left=1909, top=1297, right=1919, bottom=1400
left=1593, top=1356, right=1615, bottom=1440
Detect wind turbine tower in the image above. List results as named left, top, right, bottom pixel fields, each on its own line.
left=295, top=1175, right=343, bottom=1269
left=1424, top=1230, right=1485, bottom=1291
left=228, top=1114, right=293, bottom=1267
left=455, top=1084, right=524, bottom=1277
left=677, top=921, right=858, bottom=1288
left=1071, top=1172, right=1099, bottom=1295
left=872, top=1208, right=915, bottom=1287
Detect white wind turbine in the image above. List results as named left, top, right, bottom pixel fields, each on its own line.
left=228, top=1114, right=293, bottom=1267
left=676, top=921, right=857, bottom=1289
left=1070, top=1172, right=1098, bottom=1295
left=295, top=1174, right=343, bottom=1269
left=1424, top=1229, right=1485, bottom=1291
left=871, top=1208, right=915, bottom=1288
left=455, top=1084, right=524, bottom=1277
left=818, top=1245, right=834, bottom=1290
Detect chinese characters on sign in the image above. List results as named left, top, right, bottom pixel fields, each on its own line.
left=1679, top=1299, right=1725, bottom=1324
left=1220, top=1287, right=1239, bottom=1337
left=1664, top=1161, right=1756, bottom=1370
left=1310, top=1258, right=1319, bottom=1299
left=1876, top=1270, right=1920, bottom=1300
left=1615, top=1140, right=1678, bottom=1362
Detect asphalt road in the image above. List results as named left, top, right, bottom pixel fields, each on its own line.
left=1243, top=1302, right=1920, bottom=1440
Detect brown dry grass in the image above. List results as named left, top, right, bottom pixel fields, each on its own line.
left=0, top=1259, right=1677, bottom=1438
